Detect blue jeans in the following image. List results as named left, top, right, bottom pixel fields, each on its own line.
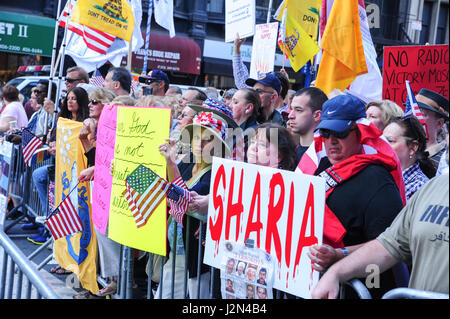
left=32, top=165, right=50, bottom=216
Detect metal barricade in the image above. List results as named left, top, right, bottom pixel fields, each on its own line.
left=382, top=288, right=449, bottom=299
left=115, top=212, right=217, bottom=299
left=4, top=144, right=52, bottom=235
left=0, top=229, right=60, bottom=299
left=3, top=144, right=54, bottom=271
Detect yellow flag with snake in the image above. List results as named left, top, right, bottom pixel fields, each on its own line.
left=54, top=118, right=98, bottom=294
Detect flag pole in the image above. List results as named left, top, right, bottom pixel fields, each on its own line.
left=43, top=0, right=62, bottom=144
left=267, top=0, right=273, bottom=23
left=43, top=0, right=72, bottom=142
left=47, top=0, right=62, bottom=102
left=142, top=0, right=153, bottom=74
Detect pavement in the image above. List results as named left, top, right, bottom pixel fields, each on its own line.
left=1, top=213, right=151, bottom=299
left=1, top=215, right=79, bottom=299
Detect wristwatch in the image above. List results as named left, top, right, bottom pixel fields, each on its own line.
left=340, top=247, right=349, bottom=257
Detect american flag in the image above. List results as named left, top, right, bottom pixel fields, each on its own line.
left=122, top=165, right=170, bottom=228
left=46, top=195, right=84, bottom=240
left=22, top=129, right=43, bottom=166
left=90, top=68, right=105, bottom=87
left=404, top=80, right=428, bottom=137
left=167, top=176, right=192, bottom=225
left=59, top=0, right=116, bottom=55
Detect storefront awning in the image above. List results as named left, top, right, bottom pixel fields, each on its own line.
left=0, top=11, right=55, bottom=56
left=126, top=33, right=201, bottom=75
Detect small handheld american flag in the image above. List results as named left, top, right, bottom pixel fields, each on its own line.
left=46, top=195, right=83, bottom=240
left=405, top=80, right=428, bottom=137
left=167, top=176, right=191, bottom=225
left=122, top=165, right=171, bottom=228
left=90, top=68, right=105, bottom=87
left=122, top=165, right=192, bottom=228
left=22, top=129, right=44, bottom=166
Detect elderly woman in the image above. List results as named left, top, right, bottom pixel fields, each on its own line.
left=383, top=115, right=435, bottom=201
left=159, top=98, right=233, bottom=299
left=366, top=100, right=404, bottom=131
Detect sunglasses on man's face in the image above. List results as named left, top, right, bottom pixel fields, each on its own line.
left=65, top=78, right=82, bottom=83
left=33, top=89, right=43, bottom=94
left=319, top=127, right=356, bottom=139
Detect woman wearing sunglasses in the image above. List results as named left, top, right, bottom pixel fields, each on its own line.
left=383, top=115, right=436, bottom=201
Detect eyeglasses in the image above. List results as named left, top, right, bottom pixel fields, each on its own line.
left=89, top=99, right=101, bottom=105
left=65, top=78, right=82, bottom=83
left=33, top=89, right=43, bottom=94
left=319, top=127, right=357, bottom=139
left=255, top=88, right=275, bottom=95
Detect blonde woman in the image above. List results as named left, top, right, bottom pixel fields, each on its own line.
left=366, top=100, right=404, bottom=131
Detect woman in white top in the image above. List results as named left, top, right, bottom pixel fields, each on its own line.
left=0, top=85, right=28, bottom=132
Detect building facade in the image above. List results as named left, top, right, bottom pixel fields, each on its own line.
left=0, top=0, right=448, bottom=89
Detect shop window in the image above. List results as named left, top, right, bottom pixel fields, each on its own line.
left=420, top=1, right=433, bottom=44
left=436, top=3, right=448, bottom=44
left=207, top=0, right=224, bottom=13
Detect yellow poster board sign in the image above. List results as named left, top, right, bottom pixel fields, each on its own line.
left=108, top=106, right=172, bottom=255
left=54, top=118, right=99, bottom=294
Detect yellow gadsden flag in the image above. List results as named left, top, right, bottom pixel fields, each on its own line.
left=315, top=0, right=368, bottom=95
left=54, top=118, right=98, bottom=294
left=277, top=8, right=320, bottom=72
left=275, top=0, right=320, bottom=39
left=72, top=0, right=135, bottom=41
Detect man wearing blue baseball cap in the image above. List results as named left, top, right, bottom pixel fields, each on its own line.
left=245, top=72, right=285, bottom=126
left=304, top=93, right=404, bottom=298
left=139, top=70, right=170, bottom=96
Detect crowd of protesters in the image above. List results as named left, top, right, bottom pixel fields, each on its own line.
left=0, top=33, right=448, bottom=299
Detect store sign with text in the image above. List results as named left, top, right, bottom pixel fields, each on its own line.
left=204, top=158, right=325, bottom=299
left=0, top=11, right=54, bottom=56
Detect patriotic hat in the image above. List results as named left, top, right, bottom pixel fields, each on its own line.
left=181, top=99, right=233, bottom=158
left=187, top=98, right=238, bottom=128
left=416, top=88, right=449, bottom=120
left=317, top=94, right=366, bottom=132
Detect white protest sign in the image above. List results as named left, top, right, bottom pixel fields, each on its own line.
left=249, top=22, right=279, bottom=79
left=204, top=158, right=325, bottom=299
left=225, top=0, right=255, bottom=43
